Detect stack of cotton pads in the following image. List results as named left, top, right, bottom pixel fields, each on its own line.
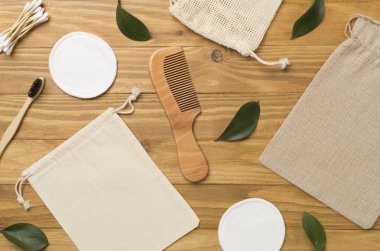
left=0, top=0, right=48, bottom=56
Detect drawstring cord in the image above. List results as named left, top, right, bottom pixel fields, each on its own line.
left=249, top=51, right=290, bottom=70
left=114, top=87, right=141, bottom=115
left=345, top=14, right=380, bottom=38
left=345, top=14, right=364, bottom=38
left=15, top=174, right=32, bottom=210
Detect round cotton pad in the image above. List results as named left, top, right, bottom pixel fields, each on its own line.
left=49, top=32, right=117, bottom=99
left=218, top=198, right=285, bottom=251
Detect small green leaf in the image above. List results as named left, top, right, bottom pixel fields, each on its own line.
left=216, top=102, right=260, bottom=141
left=302, top=212, right=326, bottom=251
left=0, top=223, right=49, bottom=251
left=291, top=0, right=325, bottom=39
left=116, top=0, right=151, bottom=41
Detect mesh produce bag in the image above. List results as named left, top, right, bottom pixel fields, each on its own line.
left=169, top=0, right=290, bottom=69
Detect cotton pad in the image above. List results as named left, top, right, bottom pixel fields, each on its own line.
left=49, top=32, right=117, bottom=99
left=218, top=198, right=285, bottom=251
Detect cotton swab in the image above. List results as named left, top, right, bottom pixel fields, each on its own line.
left=0, top=0, right=48, bottom=56
left=4, top=12, right=49, bottom=55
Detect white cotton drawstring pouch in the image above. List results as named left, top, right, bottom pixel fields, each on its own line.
left=15, top=88, right=200, bottom=251
left=169, top=0, right=290, bottom=69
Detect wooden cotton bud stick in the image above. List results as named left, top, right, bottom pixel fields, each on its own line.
left=0, top=1, right=38, bottom=54
left=1, top=3, right=30, bottom=37
left=17, top=11, right=48, bottom=38
left=9, top=6, right=42, bottom=41
left=11, top=1, right=43, bottom=32
left=11, top=12, right=48, bottom=45
left=3, top=12, right=48, bottom=56
left=7, top=2, right=41, bottom=37
left=15, top=7, right=43, bottom=34
left=0, top=0, right=46, bottom=56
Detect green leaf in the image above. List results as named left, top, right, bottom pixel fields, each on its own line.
left=291, top=0, right=325, bottom=39
left=302, top=212, right=326, bottom=251
left=116, top=0, right=151, bottom=41
left=216, top=102, right=260, bottom=141
left=0, top=223, right=49, bottom=251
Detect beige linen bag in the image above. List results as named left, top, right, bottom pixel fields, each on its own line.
left=15, top=89, right=199, bottom=250
left=260, top=15, right=380, bottom=229
left=169, top=0, right=290, bottom=69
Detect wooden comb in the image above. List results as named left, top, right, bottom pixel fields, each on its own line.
left=149, top=47, right=209, bottom=182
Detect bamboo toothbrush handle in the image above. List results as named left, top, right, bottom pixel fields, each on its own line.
left=0, top=98, right=33, bottom=158
left=174, top=122, right=209, bottom=182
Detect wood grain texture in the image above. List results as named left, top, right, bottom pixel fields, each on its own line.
left=0, top=184, right=379, bottom=230
left=150, top=47, right=208, bottom=182
left=0, top=46, right=329, bottom=95
left=0, top=0, right=379, bottom=250
left=0, top=0, right=379, bottom=48
left=0, top=228, right=379, bottom=251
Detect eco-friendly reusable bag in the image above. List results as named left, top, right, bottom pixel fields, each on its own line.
left=260, top=15, right=380, bottom=229
left=169, top=0, right=290, bottom=69
left=15, top=89, right=200, bottom=250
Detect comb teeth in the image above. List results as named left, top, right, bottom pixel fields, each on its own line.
left=163, top=52, right=200, bottom=112
left=28, top=78, right=43, bottom=98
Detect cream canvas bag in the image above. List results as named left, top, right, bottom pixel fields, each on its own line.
left=15, top=89, right=199, bottom=251
left=169, top=0, right=290, bottom=69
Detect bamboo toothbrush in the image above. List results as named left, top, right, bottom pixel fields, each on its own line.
left=149, top=47, right=209, bottom=182
left=0, top=77, right=44, bottom=158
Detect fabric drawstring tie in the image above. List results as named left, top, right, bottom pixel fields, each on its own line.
left=114, top=88, right=141, bottom=115
left=345, top=14, right=380, bottom=39
left=249, top=51, right=290, bottom=70
left=345, top=14, right=364, bottom=38
left=15, top=88, right=142, bottom=210
left=15, top=174, right=32, bottom=210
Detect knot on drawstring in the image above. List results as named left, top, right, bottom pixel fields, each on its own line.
left=114, top=87, right=142, bottom=115
left=15, top=174, right=32, bottom=211
left=17, top=197, right=31, bottom=210
left=278, top=58, right=291, bottom=70
left=130, top=87, right=141, bottom=101
left=247, top=51, right=290, bottom=70
left=235, top=43, right=290, bottom=70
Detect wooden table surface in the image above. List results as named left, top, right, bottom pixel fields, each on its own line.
left=0, top=0, right=379, bottom=250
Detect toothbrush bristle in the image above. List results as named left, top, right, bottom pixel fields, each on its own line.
left=28, top=78, right=43, bottom=98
